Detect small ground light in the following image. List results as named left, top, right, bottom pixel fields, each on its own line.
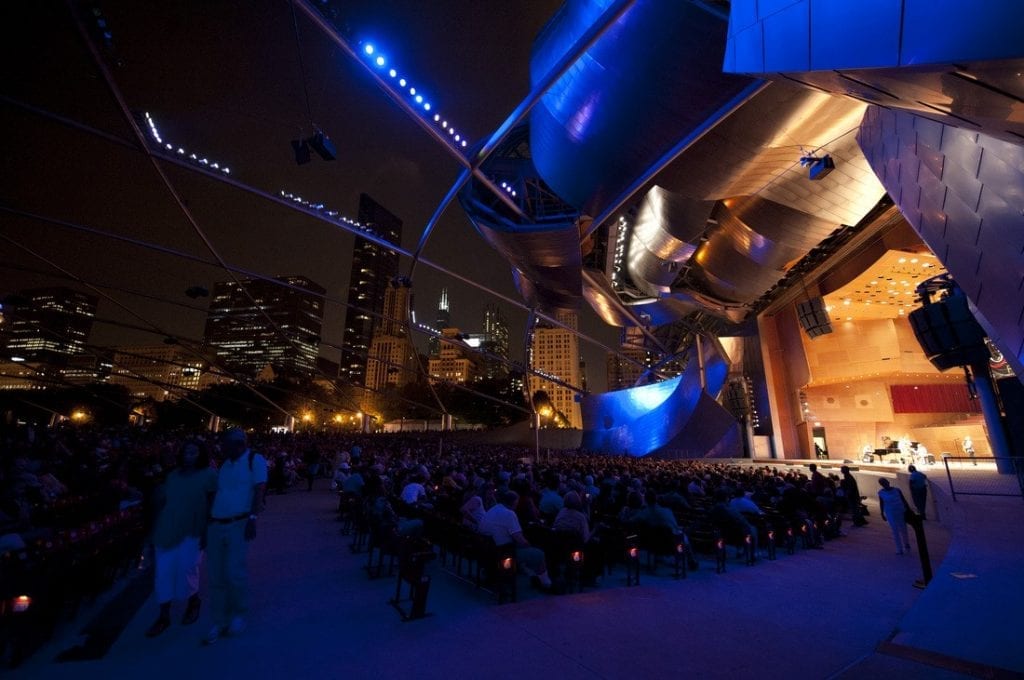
left=13, top=595, right=31, bottom=612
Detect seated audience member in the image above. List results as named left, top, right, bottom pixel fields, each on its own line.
left=460, top=492, right=485, bottom=530
left=551, top=491, right=591, bottom=543
left=400, top=474, right=429, bottom=508
left=341, top=466, right=365, bottom=495
left=478, top=490, right=552, bottom=589
left=511, top=478, right=541, bottom=525
left=728, top=488, right=763, bottom=516
left=538, top=474, right=564, bottom=519
left=366, top=476, right=422, bottom=538
left=551, top=491, right=602, bottom=584
left=633, top=489, right=683, bottom=534
left=709, top=489, right=758, bottom=551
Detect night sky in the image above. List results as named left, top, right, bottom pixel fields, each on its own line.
left=0, top=0, right=618, bottom=392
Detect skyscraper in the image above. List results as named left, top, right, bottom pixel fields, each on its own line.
left=1, top=287, right=97, bottom=366
left=429, top=288, right=451, bottom=356
left=203, top=275, right=325, bottom=379
left=482, top=304, right=510, bottom=380
left=340, top=194, right=403, bottom=385
left=528, top=309, right=583, bottom=428
left=606, top=326, right=651, bottom=391
left=365, top=282, right=416, bottom=392
left=428, top=327, right=483, bottom=385
left=110, top=345, right=206, bottom=401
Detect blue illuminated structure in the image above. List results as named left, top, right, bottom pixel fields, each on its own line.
left=264, top=1, right=1024, bottom=458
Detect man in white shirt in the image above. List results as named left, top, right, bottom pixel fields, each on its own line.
left=478, top=490, right=551, bottom=588
left=400, top=474, right=428, bottom=507
left=203, top=428, right=266, bottom=645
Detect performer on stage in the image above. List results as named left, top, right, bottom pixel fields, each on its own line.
left=898, top=435, right=913, bottom=463
left=963, top=436, right=976, bottom=465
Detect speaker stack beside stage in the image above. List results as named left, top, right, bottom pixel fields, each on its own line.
left=908, top=290, right=989, bottom=370
left=796, top=297, right=833, bottom=339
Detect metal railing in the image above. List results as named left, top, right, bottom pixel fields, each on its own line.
left=943, top=456, right=1024, bottom=501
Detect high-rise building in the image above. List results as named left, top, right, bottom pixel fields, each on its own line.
left=1, top=287, right=98, bottom=366
left=606, top=326, right=651, bottom=391
left=203, top=275, right=325, bottom=379
left=528, top=309, right=583, bottom=428
left=429, top=288, right=451, bottom=357
left=110, top=345, right=206, bottom=401
left=340, top=194, right=403, bottom=385
left=481, top=304, right=510, bottom=379
left=365, top=283, right=416, bottom=392
left=428, top=327, right=483, bottom=385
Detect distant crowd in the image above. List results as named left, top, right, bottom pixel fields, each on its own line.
left=1, top=423, right=865, bottom=557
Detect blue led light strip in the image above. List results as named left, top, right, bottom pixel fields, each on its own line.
left=360, top=42, right=469, bottom=152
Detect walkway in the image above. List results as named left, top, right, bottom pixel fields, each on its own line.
left=16, top=470, right=1024, bottom=679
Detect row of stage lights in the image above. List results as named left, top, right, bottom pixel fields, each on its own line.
left=278, top=190, right=372, bottom=231
left=144, top=113, right=231, bottom=175
left=498, top=180, right=518, bottom=198
left=361, top=43, right=468, bottom=150
left=611, top=215, right=629, bottom=284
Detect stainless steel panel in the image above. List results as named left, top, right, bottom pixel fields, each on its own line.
left=859, top=106, right=1024, bottom=378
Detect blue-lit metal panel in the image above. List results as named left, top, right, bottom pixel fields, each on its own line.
left=761, top=1, right=810, bottom=73
left=580, top=339, right=731, bottom=456
left=530, top=0, right=755, bottom=215
left=729, top=0, right=1024, bottom=73
left=902, top=0, right=1024, bottom=65
left=809, top=0, right=901, bottom=70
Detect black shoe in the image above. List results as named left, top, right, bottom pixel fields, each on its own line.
left=146, top=617, right=171, bottom=638
left=182, top=596, right=201, bottom=625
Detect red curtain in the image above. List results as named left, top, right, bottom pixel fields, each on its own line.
left=890, top=384, right=980, bottom=413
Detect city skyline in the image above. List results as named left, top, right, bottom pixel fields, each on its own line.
left=0, top=0, right=618, bottom=397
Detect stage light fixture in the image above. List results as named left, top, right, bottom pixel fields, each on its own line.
left=800, top=153, right=835, bottom=181
left=307, top=130, right=337, bottom=161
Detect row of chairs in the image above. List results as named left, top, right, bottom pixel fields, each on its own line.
left=0, top=506, right=146, bottom=668
left=336, top=489, right=846, bottom=609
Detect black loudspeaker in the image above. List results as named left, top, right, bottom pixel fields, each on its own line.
left=307, top=130, right=337, bottom=161
left=796, top=297, right=833, bottom=338
left=908, top=293, right=989, bottom=370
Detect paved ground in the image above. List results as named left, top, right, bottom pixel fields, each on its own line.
left=15, top=465, right=1024, bottom=679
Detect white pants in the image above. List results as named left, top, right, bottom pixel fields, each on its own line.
left=154, top=536, right=202, bottom=603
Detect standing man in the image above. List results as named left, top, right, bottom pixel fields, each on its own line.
left=908, top=465, right=929, bottom=520
left=877, top=478, right=911, bottom=555
left=203, top=428, right=267, bottom=645
left=840, top=466, right=867, bottom=527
